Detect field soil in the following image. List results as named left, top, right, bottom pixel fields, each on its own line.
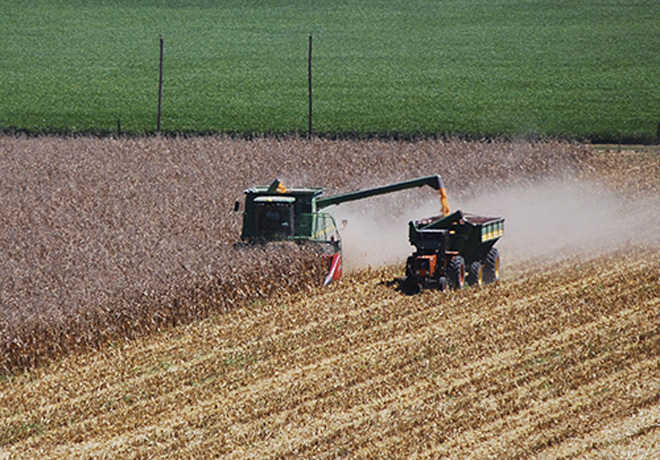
left=0, top=137, right=658, bottom=458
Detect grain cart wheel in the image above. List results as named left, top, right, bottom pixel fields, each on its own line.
left=467, top=261, right=483, bottom=287
left=483, top=248, right=500, bottom=284
left=447, top=256, right=466, bottom=290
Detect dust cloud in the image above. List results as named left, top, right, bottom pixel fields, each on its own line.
left=459, top=179, right=659, bottom=266
left=330, top=190, right=451, bottom=272
left=329, top=179, right=660, bottom=273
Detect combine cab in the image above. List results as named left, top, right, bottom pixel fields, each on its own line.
left=403, top=210, right=504, bottom=294
left=240, top=182, right=343, bottom=284
left=239, top=175, right=449, bottom=285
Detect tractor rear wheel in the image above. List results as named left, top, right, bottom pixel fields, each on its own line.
left=483, top=248, right=500, bottom=284
left=467, top=261, right=483, bottom=287
left=402, top=256, right=421, bottom=294
left=402, top=275, right=421, bottom=295
left=447, top=256, right=465, bottom=290
left=405, top=256, right=415, bottom=277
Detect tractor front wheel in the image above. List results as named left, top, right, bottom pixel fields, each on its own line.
left=437, top=276, right=447, bottom=292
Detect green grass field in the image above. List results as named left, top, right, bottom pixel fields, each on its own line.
left=2, top=0, right=659, bottom=141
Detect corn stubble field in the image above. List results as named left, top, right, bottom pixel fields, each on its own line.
left=1, top=136, right=659, bottom=458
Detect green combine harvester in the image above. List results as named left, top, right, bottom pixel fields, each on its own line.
left=238, top=175, right=503, bottom=290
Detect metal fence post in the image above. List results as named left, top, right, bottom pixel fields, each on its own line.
left=157, top=35, right=164, bottom=135
left=308, top=33, right=313, bottom=138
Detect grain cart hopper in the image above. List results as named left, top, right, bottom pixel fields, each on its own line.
left=239, top=175, right=449, bottom=285
left=402, top=211, right=504, bottom=294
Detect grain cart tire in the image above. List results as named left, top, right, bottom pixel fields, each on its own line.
left=483, top=248, right=500, bottom=284
left=447, top=256, right=466, bottom=290
left=467, top=261, right=483, bottom=287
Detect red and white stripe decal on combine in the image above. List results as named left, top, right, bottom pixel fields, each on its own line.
left=323, top=253, right=342, bottom=286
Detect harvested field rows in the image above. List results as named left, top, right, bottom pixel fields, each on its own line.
left=1, top=248, right=659, bottom=458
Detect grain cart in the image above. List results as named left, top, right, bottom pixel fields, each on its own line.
left=402, top=211, right=504, bottom=294
left=238, top=175, right=449, bottom=285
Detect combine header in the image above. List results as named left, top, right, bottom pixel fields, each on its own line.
left=238, top=175, right=448, bottom=285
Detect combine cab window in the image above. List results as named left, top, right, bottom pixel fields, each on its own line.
left=255, top=198, right=295, bottom=240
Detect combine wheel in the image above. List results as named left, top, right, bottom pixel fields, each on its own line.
left=447, top=256, right=465, bottom=290
left=483, top=248, right=500, bottom=284
left=467, top=261, right=483, bottom=287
